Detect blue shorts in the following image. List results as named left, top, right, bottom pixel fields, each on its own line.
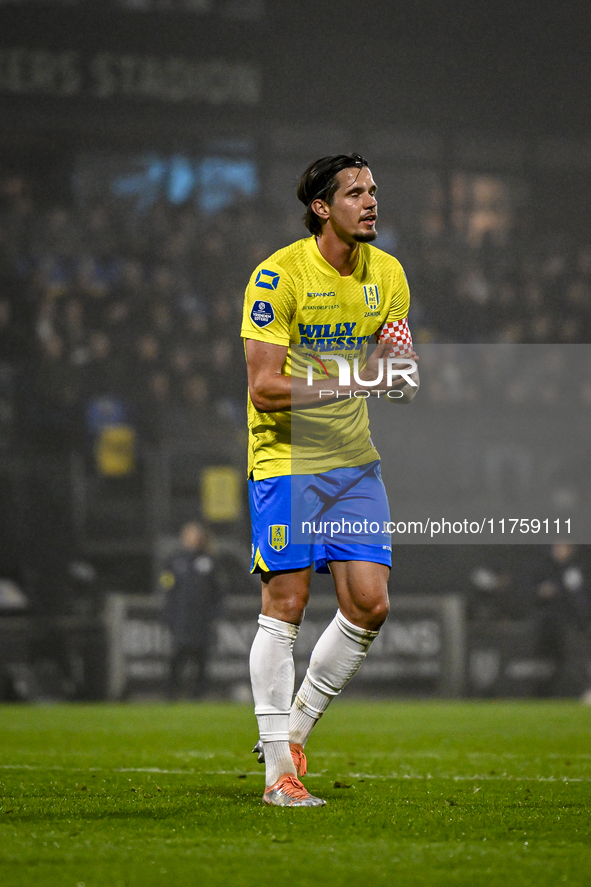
left=249, top=460, right=392, bottom=574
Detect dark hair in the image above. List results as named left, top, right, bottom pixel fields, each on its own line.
left=297, top=153, right=369, bottom=235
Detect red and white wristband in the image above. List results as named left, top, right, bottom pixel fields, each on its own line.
left=375, top=317, right=413, bottom=356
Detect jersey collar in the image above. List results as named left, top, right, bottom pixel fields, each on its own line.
left=305, top=236, right=367, bottom=280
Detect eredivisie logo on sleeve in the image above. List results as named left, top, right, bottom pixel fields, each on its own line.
left=251, top=301, right=275, bottom=328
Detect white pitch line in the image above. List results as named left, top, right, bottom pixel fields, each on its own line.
left=0, top=764, right=589, bottom=782
left=117, top=767, right=195, bottom=774
left=345, top=773, right=587, bottom=783
left=0, top=765, right=194, bottom=774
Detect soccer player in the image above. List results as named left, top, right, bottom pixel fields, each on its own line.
left=241, top=154, right=419, bottom=806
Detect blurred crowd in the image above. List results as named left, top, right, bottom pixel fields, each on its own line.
left=406, top=231, right=591, bottom=347
left=0, top=172, right=271, bottom=445
left=1, top=170, right=591, bottom=451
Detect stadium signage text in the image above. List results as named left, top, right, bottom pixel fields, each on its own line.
left=0, top=47, right=261, bottom=105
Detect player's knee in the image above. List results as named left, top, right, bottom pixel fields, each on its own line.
left=350, top=592, right=389, bottom=630
left=263, top=586, right=309, bottom=624
left=367, top=596, right=390, bottom=630
left=281, top=590, right=309, bottom=619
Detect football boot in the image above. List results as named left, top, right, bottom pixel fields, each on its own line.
left=263, top=773, right=325, bottom=807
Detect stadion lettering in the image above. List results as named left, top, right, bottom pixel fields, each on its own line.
left=0, top=47, right=260, bottom=105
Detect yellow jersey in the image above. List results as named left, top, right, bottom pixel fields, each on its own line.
left=241, top=236, right=411, bottom=479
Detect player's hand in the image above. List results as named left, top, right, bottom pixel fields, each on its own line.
left=359, top=342, right=419, bottom=390
left=359, top=339, right=390, bottom=382
left=384, top=347, right=419, bottom=389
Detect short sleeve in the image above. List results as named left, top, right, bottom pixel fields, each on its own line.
left=385, top=260, right=410, bottom=324
left=241, top=261, right=295, bottom=346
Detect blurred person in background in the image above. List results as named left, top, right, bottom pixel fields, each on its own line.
left=535, top=543, right=591, bottom=700
left=159, top=521, right=220, bottom=700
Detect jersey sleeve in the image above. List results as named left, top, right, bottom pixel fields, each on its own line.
left=375, top=260, right=413, bottom=356
left=241, top=260, right=295, bottom=346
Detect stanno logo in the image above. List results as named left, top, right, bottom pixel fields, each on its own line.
left=255, top=269, right=280, bottom=290
left=306, top=291, right=336, bottom=298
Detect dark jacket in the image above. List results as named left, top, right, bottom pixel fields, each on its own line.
left=160, top=549, right=219, bottom=649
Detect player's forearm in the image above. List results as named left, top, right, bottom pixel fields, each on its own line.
left=249, top=374, right=342, bottom=411
left=250, top=371, right=418, bottom=412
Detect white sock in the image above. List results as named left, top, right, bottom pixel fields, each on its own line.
left=289, top=610, right=379, bottom=747
left=250, top=614, right=299, bottom=785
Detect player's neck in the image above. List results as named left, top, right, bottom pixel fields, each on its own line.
left=315, top=232, right=360, bottom=277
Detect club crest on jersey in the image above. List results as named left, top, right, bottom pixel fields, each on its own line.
left=363, top=284, right=380, bottom=310
left=269, top=524, right=289, bottom=551
left=255, top=268, right=280, bottom=290
left=251, top=300, right=275, bottom=328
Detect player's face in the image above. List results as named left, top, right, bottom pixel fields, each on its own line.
left=326, top=166, right=378, bottom=244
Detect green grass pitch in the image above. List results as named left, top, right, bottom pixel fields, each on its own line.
left=1, top=701, right=590, bottom=886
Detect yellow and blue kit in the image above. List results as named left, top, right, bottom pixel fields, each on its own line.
left=248, top=460, right=392, bottom=574
left=241, top=235, right=412, bottom=573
